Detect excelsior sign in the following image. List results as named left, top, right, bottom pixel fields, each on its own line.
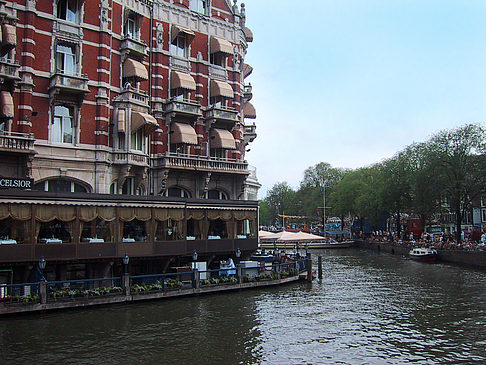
left=0, top=178, right=33, bottom=189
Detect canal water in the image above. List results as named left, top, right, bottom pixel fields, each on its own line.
left=1, top=248, right=486, bottom=364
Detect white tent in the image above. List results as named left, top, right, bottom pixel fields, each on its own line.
left=277, top=231, right=325, bottom=242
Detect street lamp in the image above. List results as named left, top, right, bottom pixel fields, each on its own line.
left=123, top=254, right=129, bottom=274
left=322, top=179, right=328, bottom=233
left=235, top=247, right=241, bottom=264
left=39, top=256, right=46, bottom=281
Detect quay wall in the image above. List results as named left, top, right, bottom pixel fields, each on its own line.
left=357, top=240, right=486, bottom=268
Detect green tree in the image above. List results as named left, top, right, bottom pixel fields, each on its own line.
left=427, top=124, right=486, bottom=243
left=258, top=200, right=272, bottom=226
left=264, top=182, right=298, bottom=226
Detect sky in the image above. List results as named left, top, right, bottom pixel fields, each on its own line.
left=240, top=0, right=486, bottom=198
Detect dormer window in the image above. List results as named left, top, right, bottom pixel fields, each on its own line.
left=57, top=0, right=79, bottom=23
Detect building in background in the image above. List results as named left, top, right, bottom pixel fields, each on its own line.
left=0, top=0, right=260, bottom=283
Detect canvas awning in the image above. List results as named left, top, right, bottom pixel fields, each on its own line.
left=210, top=36, right=233, bottom=55
left=210, top=128, right=235, bottom=149
left=170, top=70, right=196, bottom=90
left=123, top=58, right=148, bottom=81
left=242, top=63, right=253, bottom=79
left=131, top=111, right=159, bottom=134
left=170, top=122, right=197, bottom=145
left=1, top=91, right=14, bottom=118
left=171, top=25, right=195, bottom=44
left=243, top=26, right=253, bottom=42
left=2, top=24, right=16, bottom=48
left=243, top=102, right=256, bottom=119
left=210, top=80, right=234, bottom=98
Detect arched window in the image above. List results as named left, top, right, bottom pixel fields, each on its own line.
left=33, top=179, right=88, bottom=193
left=208, top=189, right=228, bottom=200
left=163, top=187, right=191, bottom=198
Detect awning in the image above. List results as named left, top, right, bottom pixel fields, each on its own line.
left=1, top=91, right=14, bottom=118
left=210, top=128, right=236, bottom=149
left=117, top=109, right=126, bottom=133
left=243, top=26, right=253, bottom=42
left=210, top=36, right=233, bottom=55
left=242, top=63, right=253, bottom=79
left=2, top=24, right=16, bottom=48
left=171, top=122, right=197, bottom=145
left=170, top=70, right=196, bottom=91
left=131, top=111, right=159, bottom=134
left=243, top=102, right=256, bottom=119
left=123, top=58, right=148, bottom=81
left=210, top=80, right=234, bottom=98
left=171, top=25, right=195, bottom=44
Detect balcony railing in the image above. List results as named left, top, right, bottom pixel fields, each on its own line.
left=169, top=56, right=190, bottom=73
left=205, top=105, right=239, bottom=122
left=208, top=65, right=228, bottom=81
left=113, top=150, right=149, bottom=167
left=165, top=98, right=201, bottom=116
left=121, top=36, right=149, bottom=59
left=116, top=88, right=149, bottom=106
left=49, top=72, right=89, bottom=95
left=0, top=130, right=35, bottom=153
left=0, top=58, right=20, bottom=80
left=156, top=152, right=248, bottom=173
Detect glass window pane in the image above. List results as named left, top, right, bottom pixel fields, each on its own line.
left=52, top=116, right=62, bottom=142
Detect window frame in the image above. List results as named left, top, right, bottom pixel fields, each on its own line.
left=170, top=34, right=188, bottom=58
left=56, top=43, right=78, bottom=76
left=51, top=104, right=76, bottom=144
left=57, top=0, right=79, bottom=23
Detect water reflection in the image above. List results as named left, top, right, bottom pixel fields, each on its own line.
left=1, top=249, right=486, bottom=364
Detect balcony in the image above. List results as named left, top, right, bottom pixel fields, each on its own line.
left=53, top=20, right=83, bottom=40
left=205, top=105, right=239, bottom=123
left=49, top=72, right=90, bottom=99
left=243, top=84, right=253, bottom=102
left=121, top=36, right=149, bottom=60
left=114, top=88, right=149, bottom=107
left=0, top=58, right=20, bottom=81
left=165, top=98, right=201, bottom=117
left=0, top=130, right=35, bottom=154
left=208, top=65, right=228, bottom=81
left=243, top=124, right=257, bottom=143
left=156, top=152, right=248, bottom=174
left=113, top=150, right=149, bottom=167
left=169, top=56, right=190, bottom=73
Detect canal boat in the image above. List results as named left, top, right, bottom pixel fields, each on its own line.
left=409, top=247, right=438, bottom=262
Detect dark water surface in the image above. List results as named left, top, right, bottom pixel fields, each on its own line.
left=1, top=249, right=486, bottom=364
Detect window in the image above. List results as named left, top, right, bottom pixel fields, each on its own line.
left=171, top=88, right=190, bottom=102
left=210, top=96, right=226, bottom=108
left=164, top=187, right=191, bottom=198
left=52, top=105, right=75, bottom=144
left=110, top=181, right=118, bottom=194
left=190, top=0, right=208, bottom=14
left=210, top=53, right=225, bottom=67
left=208, top=189, right=228, bottom=200
left=482, top=208, right=486, bottom=223
left=56, top=43, right=77, bottom=75
left=33, top=179, right=87, bottom=193
left=170, top=34, right=188, bottom=58
left=122, top=178, right=134, bottom=195
left=57, top=0, right=78, bottom=23
left=170, top=142, right=189, bottom=155
left=210, top=148, right=226, bottom=158
left=130, top=129, right=146, bottom=152
left=124, top=13, right=139, bottom=40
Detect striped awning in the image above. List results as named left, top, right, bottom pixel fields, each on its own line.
left=170, top=122, right=197, bottom=145
left=242, top=63, right=253, bottom=79
left=243, top=26, right=253, bottom=42
left=2, top=24, right=16, bottom=48
left=210, top=128, right=236, bottom=149
left=131, top=111, right=159, bottom=134
left=210, top=80, right=234, bottom=98
left=210, top=36, right=233, bottom=55
left=117, top=109, right=126, bottom=133
left=171, top=25, right=195, bottom=44
left=123, top=58, right=148, bottom=81
left=1, top=91, right=14, bottom=118
left=243, top=102, right=256, bottom=119
left=170, top=70, right=196, bottom=91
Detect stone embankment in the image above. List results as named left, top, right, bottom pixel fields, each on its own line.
left=357, top=240, right=486, bottom=268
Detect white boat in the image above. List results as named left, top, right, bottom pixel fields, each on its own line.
left=409, top=247, right=438, bottom=262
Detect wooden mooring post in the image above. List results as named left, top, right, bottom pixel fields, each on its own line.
left=306, top=253, right=312, bottom=282
left=318, top=256, right=322, bottom=279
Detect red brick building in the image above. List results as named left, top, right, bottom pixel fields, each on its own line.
left=0, top=0, right=258, bottom=282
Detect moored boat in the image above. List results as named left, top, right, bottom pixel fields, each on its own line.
left=409, top=247, right=438, bottom=262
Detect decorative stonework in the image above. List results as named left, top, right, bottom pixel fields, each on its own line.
left=100, top=0, right=111, bottom=32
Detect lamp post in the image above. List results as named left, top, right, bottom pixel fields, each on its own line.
left=322, top=179, right=328, bottom=233
left=39, top=256, right=46, bottom=281
left=123, top=254, right=129, bottom=274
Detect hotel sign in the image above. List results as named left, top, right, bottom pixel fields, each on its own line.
left=0, top=177, right=33, bottom=189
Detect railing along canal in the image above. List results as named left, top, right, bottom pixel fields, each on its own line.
left=0, top=259, right=311, bottom=311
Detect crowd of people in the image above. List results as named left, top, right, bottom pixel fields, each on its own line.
left=361, top=230, right=486, bottom=250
